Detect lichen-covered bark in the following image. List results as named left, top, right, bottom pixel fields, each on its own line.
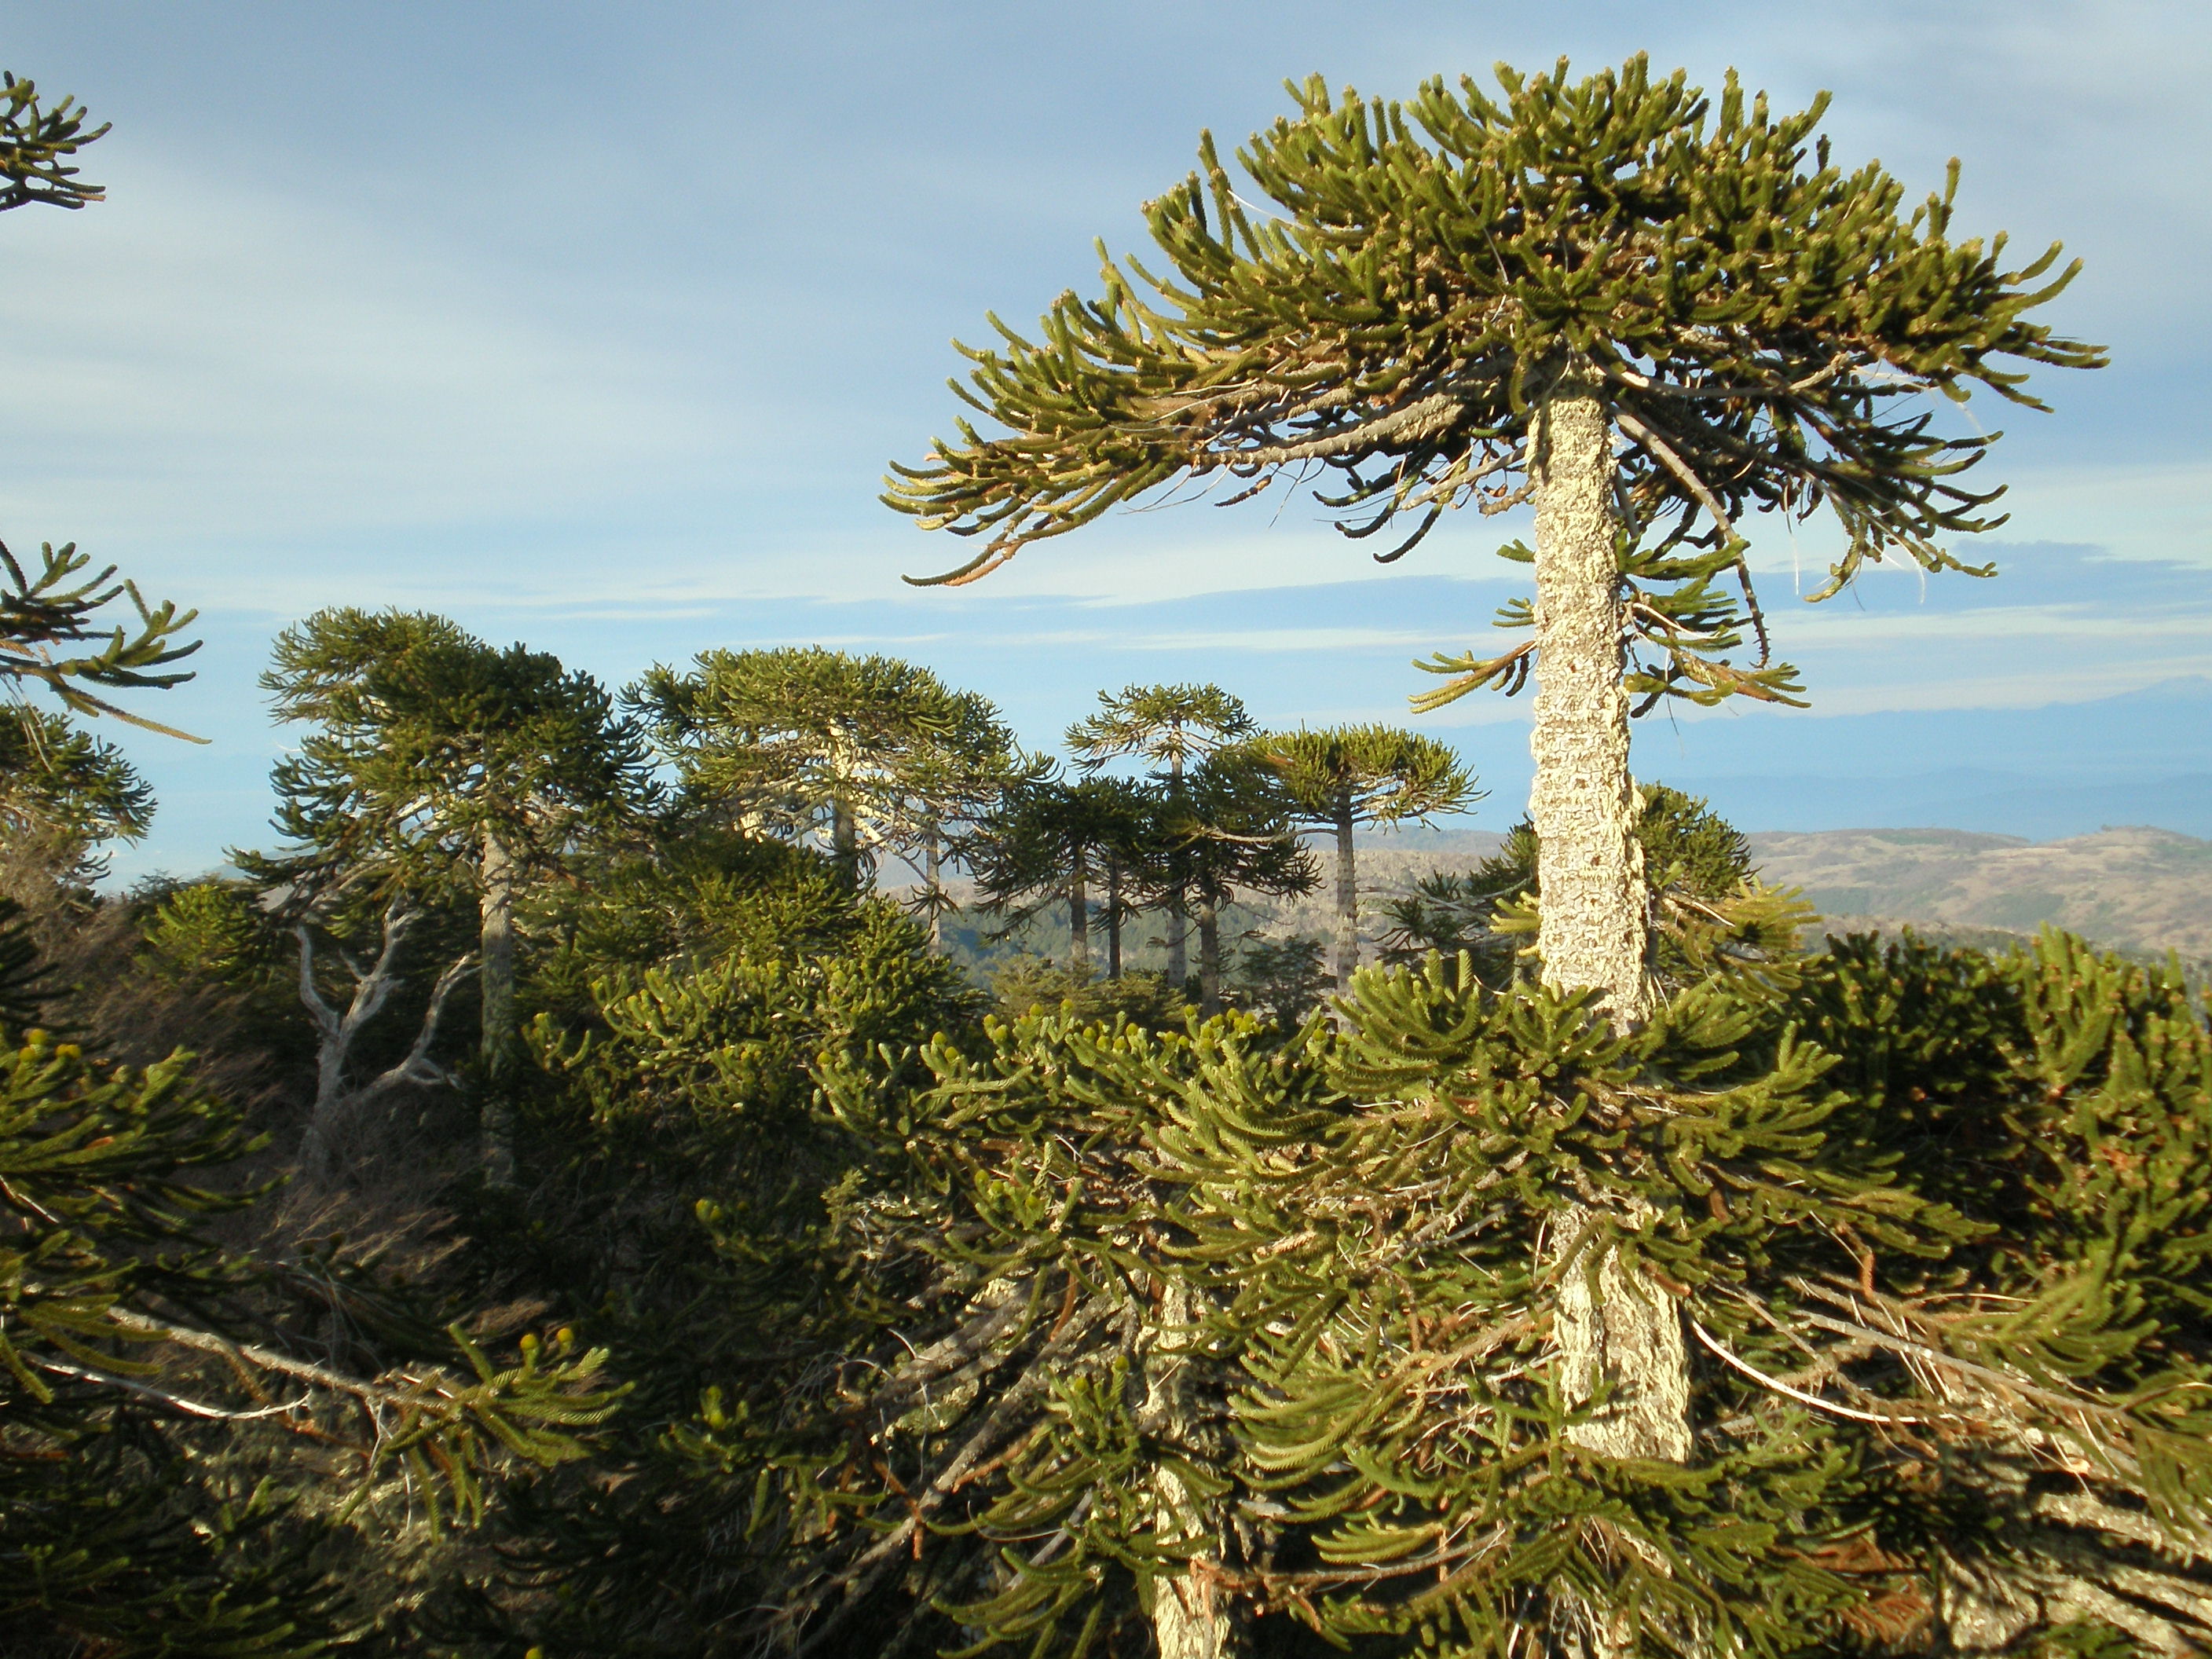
left=1527, top=367, right=1690, bottom=1511
left=1144, top=1282, right=1238, bottom=1659
left=1551, top=1210, right=1692, bottom=1462
left=1529, top=369, right=1648, bottom=1025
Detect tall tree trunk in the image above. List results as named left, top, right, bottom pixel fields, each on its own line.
left=1144, top=1280, right=1236, bottom=1659
left=1106, top=855, right=1123, bottom=979
left=924, top=823, right=944, bottom=952
left=1527, top=369, right=1689, bottom=1644
left=1068, top=855, right=1090, bottom=978
left=830, top=797, right=859, bottom=891
left=1331, top=803, right=1358, bottom=996
left=478, top=828, right=519, bottom=1188
left=1197, top=894, right=1221, bottom=1014
left=1529, top=368, right=1648, bottom=1023
left=1166, top=749, right=1188, bottom=991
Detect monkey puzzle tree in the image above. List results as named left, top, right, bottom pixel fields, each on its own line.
left=971, top=774, right=1152, bottom=976
left=1065, top=684, right=1254, bottom=991
left=257, top=610, right=653, bottom=1183
left=1173, top=747, right=1320, bottom=1012
left=633, top=646, right=1030, bottom=901
left=0, top=709, right=152, bottom=877
left=1258, top=723, right=1479, bottom=995
left=890, top=52, right=2097, bottom=1528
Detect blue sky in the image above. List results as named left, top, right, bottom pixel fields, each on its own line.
left=2, top=2, right=2207, bottom=877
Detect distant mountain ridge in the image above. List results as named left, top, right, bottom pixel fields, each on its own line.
left=1743, top=825, right=2212, bottom=961
left=902, top=823, right=2212, bottom=977
left=1351, top=823, right=2212, bottom=965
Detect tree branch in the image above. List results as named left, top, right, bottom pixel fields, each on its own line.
left=1614, top=408, right=1772, bottom=665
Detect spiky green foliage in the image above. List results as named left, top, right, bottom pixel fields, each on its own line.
left=736, top=917, right=2212, bottom=1655
left=1782, top=931, right=2212, bottom=1646
left=1256, top=723, right=1479, bottom=994
left=1066, top=684, right=1259, bottom=990
left=0, top=80, right=203, bottom=737
left=0, top=899, right=59, bottom=1031
left=972, top=775, right=1157, bottom=967
left=0, top=70, right=108, bottom=211
left=0, top=543, right=202, bottom=738
left=1382, top=782, right=1804, bottom=991
left=632, top=646, right=1034, bottom=891
left=0, top=1025, right=621, bottom=1656
left=256, top=610, right=655, bottom=1174
left=1177, top=747, right=1323, bottom=906
left=1172, top=747, right=1324, bottom=1009
left=888, top=56, right=2099, bottom=718
left=1188, top=954, right=1966, bottom=1654
left=1230, top=935, right=1331, bottom=1027
left=141, top=881, right=288, bottom=995
left=1067, top=683, right=1258, bottom=778
left=1258, top=725, right=1481, bottom=834
left=464, top=839, right=985, bottom=1656
left=745, top=1005, right=1310, bottom=1657
left=990, top=955, right=1188, bottom=1031
left=0, top=708, right=153, bottom=851
left=258, top=610, right=654, bottom=902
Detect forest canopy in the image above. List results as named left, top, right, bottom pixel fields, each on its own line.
left=9, top=50, right=2205, bottom=1659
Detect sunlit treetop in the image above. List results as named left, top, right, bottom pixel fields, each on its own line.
left=888, top=55, right=2102, bottom=711
left=1065, top=683, right=1254, bottom=773
left=259, top=608, right=655, bottom=899
left=1258, top=723, right=1481, bottom=828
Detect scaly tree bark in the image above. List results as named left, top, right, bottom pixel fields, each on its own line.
left=1526, top=374, right=1692, bottom=1485
left=1526, top=373, right=1646, bottom=1022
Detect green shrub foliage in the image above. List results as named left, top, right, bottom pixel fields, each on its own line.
left=0, top=1024, right=620, bottom=1654
left=690, top=919, right=2212, bottom=1657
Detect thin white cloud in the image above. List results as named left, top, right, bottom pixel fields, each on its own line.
left=1775, top=603, right=2212, bottom=646
left=0, top=154, right=742, bottom=558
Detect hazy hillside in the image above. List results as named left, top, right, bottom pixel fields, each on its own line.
left=907, top=822, right=2212, bottom=980
left=1747, top=825, right=2212, bottom=961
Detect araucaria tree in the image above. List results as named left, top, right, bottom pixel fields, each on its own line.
left=1260, top=724, right=1478, bottom=994
left=258, top=610, right=653, bottom=1182
left=634, top=646, right=1029, bottom=900
left=972, top=774, right=1150, bottom=976
left=888, top=53, right=2100, bottom=1652
left=1174, top=746, right=1320, bottom=1012
left=1066, top=684, right=1254, bottom=991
